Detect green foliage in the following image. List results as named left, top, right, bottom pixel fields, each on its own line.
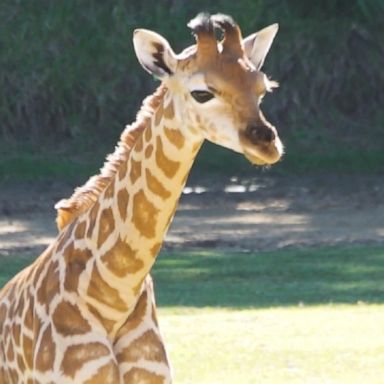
left=0, top=1, right=383, bottom=172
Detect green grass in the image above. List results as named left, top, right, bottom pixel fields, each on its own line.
left=3, top=246, right=384, bottom=306
left=1, top=245, right=384, bottom=382
left=153, top=246, right=384, bottom=383
left=152, top=246, right=384, bottom=307
left=0, top=255, right=32, bottom=289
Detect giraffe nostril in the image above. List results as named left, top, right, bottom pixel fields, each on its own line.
left=246, top=125, right=275, bottom=144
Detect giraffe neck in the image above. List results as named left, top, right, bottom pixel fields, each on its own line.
left=59, top=86, right=203, bottom=335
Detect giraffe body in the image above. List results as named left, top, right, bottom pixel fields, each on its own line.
left=0, top=13, right=283, bottom=383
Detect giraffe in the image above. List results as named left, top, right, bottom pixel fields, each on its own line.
left=0, top=13, right=283, bottom=383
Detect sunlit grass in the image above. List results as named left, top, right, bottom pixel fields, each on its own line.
left=159, top=305, right=384, bottom=384
left=152, top=246, right=384, bottom=383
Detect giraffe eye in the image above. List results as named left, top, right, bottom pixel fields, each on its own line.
left=190, top=90, right=214, bottom=103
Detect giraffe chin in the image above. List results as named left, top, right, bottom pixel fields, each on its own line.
left=243, top=149, right=281, bottom=166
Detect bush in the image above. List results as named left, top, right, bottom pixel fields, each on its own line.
left=1, top=1, right=383, bottom=166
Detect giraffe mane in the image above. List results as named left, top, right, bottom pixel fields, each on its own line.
left=55, top=85, right=167, bottom=231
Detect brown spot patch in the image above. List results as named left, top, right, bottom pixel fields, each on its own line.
left=118, top=161, right=128, bottom=181
left=115, top=289, right=148, bottom=343
left=132, top=190, right=159, bottom=239
left=0, top=304, right=6, bottom=335
left=17, top=353, right=26, bottom=372
left=146, top=169, right=171, bottom=200
left=0, top=367, right=5, bottom=382
left=154, top=102, right=163, bottom=127
left=87, top=304, right=115, bottom=335
left=164, top=125, right=185, bottom=149
left=130, top=159, right=142, bottom=184
left=36, top=261, right=60, bottom=312
left=155, top=136, right=180, bottom=178
left=6, top=340, right=14, bottom=361
left=11, top=323, right=21, bottom=346
left=74, top=221, right=87, bottom=239
left=150, top=242, right=162, bottom=259
left=101, top=237, right=143, bottom=277
left=87, top=265, right=128, bottom=311
left=84, top=361, right=120, bottom=384
left=123, top=368, right=164, bottom=384
left=35, top=325, right=55, bottom=372
left=24, top=299, right=33, bottom=330
left=117, top=188, right=129, bottom=222
left=164, top=100, right=175, bottom=120
left=63, top=245, right=93, bottom=292
left=97, top=207, right=115, bottom=248
left=7, top=368, right=19, bottom=383
left=61, top=342, right=110, bottom=378
left=52, top=300, right=91, bottom=335
left=117, top=330, right=167, bottom=364
left=104, top=181, right=115, bottom=199
left=145, top=144, right=154, bottom=158
left=22, top=335, right=33, bottom=369
left=56, top=225, right=73, bottom=254
left=145, top=124, right=153, bottom=142
left=87, top=201, right=100, bottom=238
left=134, top=135, right=144, bottom=153
left=132, top=277, right=145, bottom=297
left=8, top=300, right=16, bottom=322
left=33, top=313, right=43, bottom=340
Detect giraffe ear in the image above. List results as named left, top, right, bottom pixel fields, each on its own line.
left=133, top=29, right=177, bottom=78
left=243, top=23, right=278, bottom=70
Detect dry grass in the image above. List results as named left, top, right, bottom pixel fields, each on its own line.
left=160, top=305, right=384, bottom=383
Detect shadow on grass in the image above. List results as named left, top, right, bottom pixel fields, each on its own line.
left=1, top=246, right=383, bottom=308
left=153, top=246, right=384, bottom=308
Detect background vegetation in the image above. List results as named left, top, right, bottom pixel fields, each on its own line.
left=1, top=0, right=383, bottom=179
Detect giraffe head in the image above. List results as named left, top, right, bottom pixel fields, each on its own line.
left=133, top=13, right=283, bottom=165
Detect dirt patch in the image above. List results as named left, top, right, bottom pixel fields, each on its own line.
left=0, top=174, right=383, bottom=258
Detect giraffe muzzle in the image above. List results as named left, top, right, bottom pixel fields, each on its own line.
left=245, top=124, right=276, bottom=145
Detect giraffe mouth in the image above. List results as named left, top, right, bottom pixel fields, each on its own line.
left=243, top=141, right=284, bottom=166
left=238, top=126, right=284, bottom=166
left=245, top=154, right=268, bottom=165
